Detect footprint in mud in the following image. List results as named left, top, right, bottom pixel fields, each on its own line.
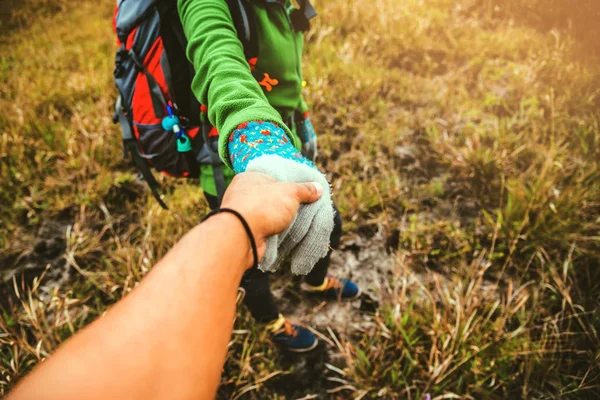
left=0, top=215, right=72, bottom=309
left=266, top=343, right=331, bottom=397
left=33, top=236, right=65, bottom=260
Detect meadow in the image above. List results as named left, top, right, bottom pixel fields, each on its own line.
left=1, top=0, right=599, bottom=398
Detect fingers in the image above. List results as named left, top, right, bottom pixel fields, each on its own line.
left=290, top=202, right=334, bottom=275
left=290, top=181, right=323, bottom=204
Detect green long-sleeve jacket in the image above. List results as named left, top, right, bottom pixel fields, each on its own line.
left=178, top=0, right=308, bottom=195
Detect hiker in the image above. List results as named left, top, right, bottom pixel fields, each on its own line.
left=112, top=0, right=360, bottom=353
left=178, top=0, right=361, bottom=352
left=8, top=173, right=324, bottom=400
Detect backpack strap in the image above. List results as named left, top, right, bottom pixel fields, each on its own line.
left=202, top=123, right=228, bottom=206
left=115, top=0, right=161, bottom=45
left=300, top=0, right=317, bottom=20
left=226, top=0, right=259, bottom=60
left=127, top=140, right=169, bottom=210
left=127, top=47, right=167, bottom=118
left=291, top=0, right=317, bottom=32
left=115, top=95, right=169, bottom=210
left=159, top=51, right=175, bottom=102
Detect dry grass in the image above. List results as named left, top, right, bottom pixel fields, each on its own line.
left=1, top=0, right=599, bottom=398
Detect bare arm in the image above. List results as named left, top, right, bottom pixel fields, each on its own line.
left=9, top=173, right=322, bottom=400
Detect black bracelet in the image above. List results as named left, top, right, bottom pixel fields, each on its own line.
left=202, top=208, right=259, bottom=269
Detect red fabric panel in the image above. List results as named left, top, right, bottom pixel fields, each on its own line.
left=160, top=170, right=190, bottom=178
left=125, top=27, right=139, bottom=50
left=131, top=72, right=157, bottom=125
left=131, top=37, right=168, bottom=125
left=208, top=126, right=219, bottom=138
left=248, top=57, right=258, bottom=71
left=187, top=127, right=200, bottom=140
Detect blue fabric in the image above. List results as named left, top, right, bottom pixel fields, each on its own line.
left=227, top=121, right=315, bottom=173
left=299, top=116, right=316, bottom=145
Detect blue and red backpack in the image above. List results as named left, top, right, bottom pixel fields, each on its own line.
left=112, top=0, right=259, bottom=208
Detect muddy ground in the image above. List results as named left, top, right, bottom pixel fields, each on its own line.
left=0, top=164, right=456, bottom=399
left=0, top=213, right=72, bottom=310
left=0, top=194, right=399, bottom=399
left=265, top=236, right=395, bottom=399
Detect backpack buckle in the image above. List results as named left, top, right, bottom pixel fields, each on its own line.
left=114, top=47, right=129, bottom=78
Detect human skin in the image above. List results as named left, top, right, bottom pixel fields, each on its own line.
left=9, top=172, right=323, bottom=400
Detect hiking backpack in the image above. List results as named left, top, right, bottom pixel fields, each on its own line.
left=112, top=0, right=259, bottom=208
left=112, top=0, right=317, bottom=209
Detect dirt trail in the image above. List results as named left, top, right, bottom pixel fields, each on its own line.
left=279, top=234, right=394, bottom=331
left=255, top=233, right=397, bottom=399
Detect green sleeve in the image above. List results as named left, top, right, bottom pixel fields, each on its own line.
left=300, top=97, right=310, bottom=114
left=178, top=0, right=292, bottom=168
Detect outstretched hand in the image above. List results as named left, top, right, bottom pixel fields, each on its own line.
left=220, top=172, right=323, bottom=260
left=8, top=176, right=323, bottom=400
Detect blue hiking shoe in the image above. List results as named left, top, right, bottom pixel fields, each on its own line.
left=301, top=274, right=361, bottom=300
left=267, top=314, right=318, bottom=353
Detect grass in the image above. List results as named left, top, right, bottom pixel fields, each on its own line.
left=1, top=0, right=599, bottom=398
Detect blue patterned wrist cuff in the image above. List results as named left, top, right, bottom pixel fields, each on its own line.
left=227, top=121, right=315, bottom=173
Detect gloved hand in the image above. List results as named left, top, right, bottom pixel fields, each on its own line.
left=228, top=121, right=333, bottom=275
left=297, top=112, right=318, bottom=162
